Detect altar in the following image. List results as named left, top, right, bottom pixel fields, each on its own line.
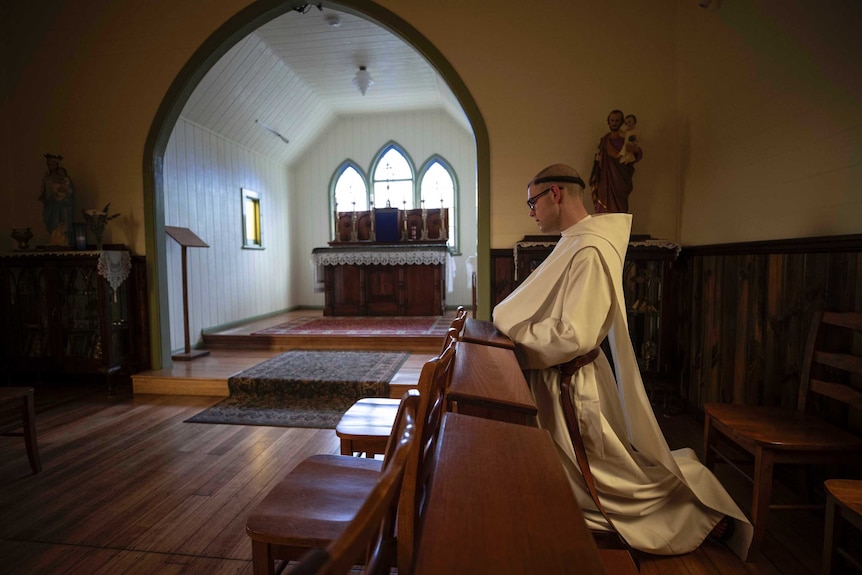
left=312, top=244, right=449, bottom=316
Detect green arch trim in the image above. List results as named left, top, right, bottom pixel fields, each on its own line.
left=143, top=0, right=490, bottom=369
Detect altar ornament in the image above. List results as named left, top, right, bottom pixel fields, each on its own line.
left=440, top=198, right=448, bottom=242
left=82, top=203, right=120, bottom=250
left=333, top=202, right=339, bottom=241
left=420, top=200, right=429, bottom=241
left=329, top=207, right=448, bottom=245
left=11, top=227, right=33, bottom=250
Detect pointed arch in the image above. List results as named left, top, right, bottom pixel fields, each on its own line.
left=418, top=154, right=459, bottom=251
left=330, top=159, right=369, bottom=212
left=144, top=0, right=490, bottom=369
left=370, top=141, right=415, bottom=209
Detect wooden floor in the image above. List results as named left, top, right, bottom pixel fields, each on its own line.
left=0, top=312, right=829, bottom=574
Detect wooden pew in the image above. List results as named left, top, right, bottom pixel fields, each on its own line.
left=446, top=340, right=536, bottom=425
left=461, top=317, right=515, bottom=350
left=413, top=412, right=607, bottom=575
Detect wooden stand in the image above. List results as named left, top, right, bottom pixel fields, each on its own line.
left=165, top=226, right=210, bottom=361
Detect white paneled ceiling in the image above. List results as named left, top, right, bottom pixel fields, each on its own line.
left=180, top=5, right=469, bottom=165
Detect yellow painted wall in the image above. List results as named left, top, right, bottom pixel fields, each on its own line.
left=1, top=0, right=859, bottom=250
left=675, top=1, right=862, bottom=244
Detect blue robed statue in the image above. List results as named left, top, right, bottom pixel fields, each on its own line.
left=39, top=153, right=76, bottom=247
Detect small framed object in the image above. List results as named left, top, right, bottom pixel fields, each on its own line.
left=241, top=188, right=263, bottom=249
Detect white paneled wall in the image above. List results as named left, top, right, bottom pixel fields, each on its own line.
left=164, top=109, right=476, bottom=353
left=164, top=118, right=290, bottom=353
left=290, top=109, right=478, bottom=309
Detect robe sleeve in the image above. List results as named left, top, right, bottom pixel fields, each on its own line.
left=499, top=247, right=613, bottom=370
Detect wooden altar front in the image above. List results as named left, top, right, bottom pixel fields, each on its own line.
left=312, top=245, right=448, bottom=316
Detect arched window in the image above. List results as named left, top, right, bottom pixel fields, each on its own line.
left=419, top=157, right=458, bottom=250
left=328, top=144, right=460, bottom=251
left=331, top=162, right=368, bottom=212
left=372, top=145, right=413, bottom=209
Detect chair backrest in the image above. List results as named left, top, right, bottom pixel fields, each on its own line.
left=798, top=310, right=862, bottom=415
left=439, top=309, right=467, bottom=354
left=396, top=336, right=458, bottom=575
left=291, top=391, right=422, bottom=575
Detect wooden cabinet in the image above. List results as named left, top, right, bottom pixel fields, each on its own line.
left=313, top=245, right=447, bottom=316
left=0, top=250, right=149, bottom=386
left=622, top=243, right=678, bottom=380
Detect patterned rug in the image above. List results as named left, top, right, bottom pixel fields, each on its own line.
left=251, top=316, right=450, bottom=337
left=185, top=350, right=410, bottom=429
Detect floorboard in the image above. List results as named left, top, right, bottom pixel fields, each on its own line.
left=0, top=312, right=829, bottom=574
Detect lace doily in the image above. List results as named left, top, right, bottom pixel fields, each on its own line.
left=97, top=250, right=131, bottom=298
left=312, top=247, right=449, bottom=267
left=311, top=246, right=455, bottom=293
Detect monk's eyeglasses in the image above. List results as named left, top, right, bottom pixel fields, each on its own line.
left=526, top=187, right=552, bottom=211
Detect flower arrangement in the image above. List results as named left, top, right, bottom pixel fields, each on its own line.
left=82, top=203, right=120, bottom=249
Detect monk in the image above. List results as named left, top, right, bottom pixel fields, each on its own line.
left=493, top=163, right=752, bottom=557
left=590, top=109, right=641, bottom=213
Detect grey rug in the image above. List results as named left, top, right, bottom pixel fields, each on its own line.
left=185, top=350, right=410, bottom=429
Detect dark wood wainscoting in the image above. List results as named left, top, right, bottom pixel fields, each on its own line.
left=491, top=234, right=862, bottom=428
left=674, top=234, right=862, bottom=418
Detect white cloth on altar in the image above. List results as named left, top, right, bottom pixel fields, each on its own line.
left=493, top=213, right=752, bottom=557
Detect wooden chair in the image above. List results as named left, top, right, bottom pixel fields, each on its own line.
left=703, top=310, right=862, bottom=561
left=246, top=339, right=458, bottom=575
left=335, top=307, right=467, bottom=458
left=245, top=390, right=419, bottom=575
left=0, top=387, right=42, bottom=474
left=288, top=384, right=420, bottom=575
left=822, top=479, right=862, bottom=574
left=395, top=333, right=458, bottom=574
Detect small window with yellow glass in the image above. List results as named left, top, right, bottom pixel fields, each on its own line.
left=241, top=188, right=263, bottom=249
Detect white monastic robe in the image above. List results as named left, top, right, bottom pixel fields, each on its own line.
left=493, top=213, right=752, bottom=557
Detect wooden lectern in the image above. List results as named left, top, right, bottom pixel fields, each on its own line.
left=165, top=226, right=210, bottom=361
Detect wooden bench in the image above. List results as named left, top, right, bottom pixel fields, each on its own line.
left=413, top=412, right=607, bottom=574
left=461, top=317, right=516, bottom=349
left=446, top=340, right=536, bottom=425
left=0, top=387, right=42, bottom=474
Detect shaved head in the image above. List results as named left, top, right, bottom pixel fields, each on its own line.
left=528, top=164, right=586, bottom=192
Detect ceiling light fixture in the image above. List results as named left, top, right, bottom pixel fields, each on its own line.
left=255, top=119, right=289, bottom=145
left=353, top=66, right=374, bottom=96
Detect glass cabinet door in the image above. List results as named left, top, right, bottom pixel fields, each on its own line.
left=7, top=266, right=49, bottom=360
left=56, top=263, right=102, bottom=361
left=623, top=258, right=664, bottom=374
